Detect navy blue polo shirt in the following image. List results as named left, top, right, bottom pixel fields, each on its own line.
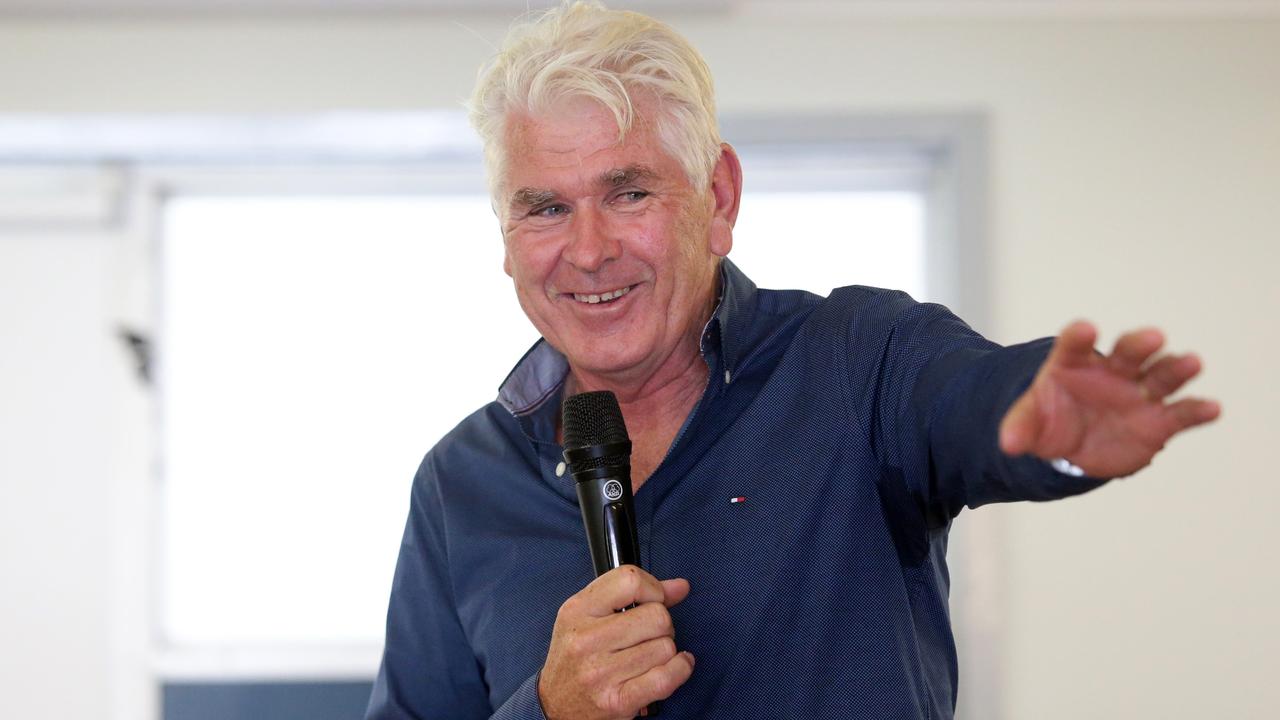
left=366, top=259, right=1105, bottom=720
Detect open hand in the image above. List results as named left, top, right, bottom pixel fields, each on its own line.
left=999, top=320, right=1220, bottom=479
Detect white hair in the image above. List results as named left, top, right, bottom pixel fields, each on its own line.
left=468, top=1, right=722, bottom=201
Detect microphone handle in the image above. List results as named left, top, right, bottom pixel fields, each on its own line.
left=573, top=469, right=660, bottom=718
left=575, top=470, right=641, bottom=576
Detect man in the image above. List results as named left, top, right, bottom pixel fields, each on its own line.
left=366, top=3, right=1220, bottom=719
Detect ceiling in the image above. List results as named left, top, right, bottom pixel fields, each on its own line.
left=0, top=0, right=725, bottom=12
left=1, top=0, right=1278, bottom=18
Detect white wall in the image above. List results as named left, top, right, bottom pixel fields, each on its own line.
left=0, top=230, right=119, bottom=717
left=0, top=8, right=1275, bottom=720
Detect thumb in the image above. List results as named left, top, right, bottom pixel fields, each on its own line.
left=999, top=389, right=1043, bottom=456
left=660, top=578, right=691, bottom=608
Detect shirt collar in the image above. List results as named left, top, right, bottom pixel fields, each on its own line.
left=496, top=339, right=569, bottom=418
left=496, top=257, right=758, bottom=418
left=706, top=257, right=758, bottom=379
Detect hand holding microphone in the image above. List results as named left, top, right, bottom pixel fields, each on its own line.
left=536, top=391, right=695, bottom=720
left=538, top=567, right=693, bottom=720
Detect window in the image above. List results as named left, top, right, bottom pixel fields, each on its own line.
left=733, top=191, right=924, bottom=299
left=160, top=194, right=529, bottom=651
left=157, top=181, right=929, bottom=660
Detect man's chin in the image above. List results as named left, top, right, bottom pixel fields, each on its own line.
left=566, top=355, right=641, bottom=377
left=562, top=345, right=649, bottom=381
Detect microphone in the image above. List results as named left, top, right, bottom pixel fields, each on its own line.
left=562, top=390, right=661, bottom=717
left=561, top=390, right=642, bottom=580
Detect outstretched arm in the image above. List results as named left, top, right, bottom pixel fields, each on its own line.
left=998, top=321, right=1221, bottom=479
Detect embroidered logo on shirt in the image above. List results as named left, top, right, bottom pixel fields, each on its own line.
left=729, top=496, right=746, bottom=504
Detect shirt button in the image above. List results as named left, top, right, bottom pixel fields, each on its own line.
left=555, top=461, right=566, bottom=477
left=724, top=370, right=732, bottom=384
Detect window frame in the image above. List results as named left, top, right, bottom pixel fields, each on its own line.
left=0, top=109, right=991, bottom=720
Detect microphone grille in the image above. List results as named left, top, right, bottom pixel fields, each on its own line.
left=562, top=390, right=630, bottom=451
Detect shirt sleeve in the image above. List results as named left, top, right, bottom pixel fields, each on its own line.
left=365, top=454, right=549, bottom=720
left=847, top=289, right=1107, bottom=519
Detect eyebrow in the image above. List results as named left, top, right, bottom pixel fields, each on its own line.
left=506, top=164, right=659, bottom=213
left=509, top=187, right=557, bottom=211
left=600, top=164, right=657, bottom=188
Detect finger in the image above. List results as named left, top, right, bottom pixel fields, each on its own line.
left=580, top=566, right=666, bottom=618
left=616, top=650, right=696, bottom=712
left=1160, top=397, right=1222, bottom=437
left=605, top=635, right=680, bottom=685
left=1108, top=327, right=1164, bottom=379
left=590, top=579, right=690, bottom=653
left=1139, top=353, right=1201, bottom=401
left=999, top=391, right=1044, bottom=456
left=660, top=578, right=691, bottom=608
left=595, top=601, right=676, bottom=650
left=1046, top=320, right=1099, bottom=370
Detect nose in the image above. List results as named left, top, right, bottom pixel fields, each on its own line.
left=562, top=205, right=621, bottom=273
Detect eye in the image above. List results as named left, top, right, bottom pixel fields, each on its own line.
left=531, top=204, right=569, bottom=218
left=617, top=190, right=648, bottom=203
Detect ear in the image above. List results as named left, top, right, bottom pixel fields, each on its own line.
left=708, top=143, right=743, bottom=258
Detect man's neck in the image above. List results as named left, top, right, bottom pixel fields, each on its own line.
left=565, top=339, right=709, bottom=421
left=558, top=334, right=711, bottom=489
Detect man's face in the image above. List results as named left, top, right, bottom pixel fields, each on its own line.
left=497, top=98, right=731, bottom=382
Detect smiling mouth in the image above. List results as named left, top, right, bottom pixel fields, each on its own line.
left=571, top=285, right=634, bottom=305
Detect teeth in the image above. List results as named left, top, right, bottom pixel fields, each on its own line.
left=573, top=285, right=632, bottom=304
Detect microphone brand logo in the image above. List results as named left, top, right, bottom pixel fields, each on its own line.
left=603, top=480, right=624, bottom=501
